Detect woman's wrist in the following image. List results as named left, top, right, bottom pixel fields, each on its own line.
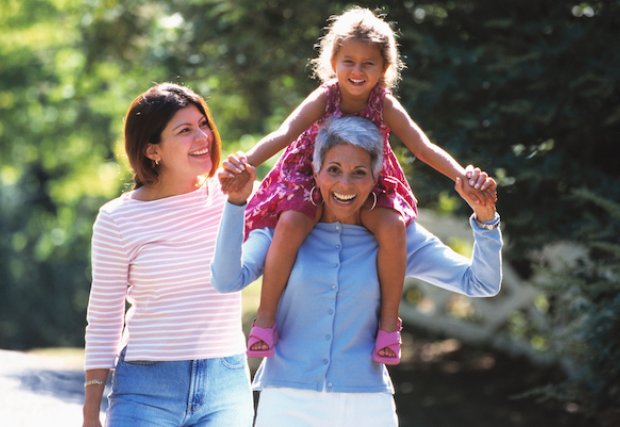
left=472, top=204, right=496, bottom=223
left=227, top=197, right=247, bottom=206
left=83, top=397, right=103, bottom=415
left=473, top=211, right=500, bottom=229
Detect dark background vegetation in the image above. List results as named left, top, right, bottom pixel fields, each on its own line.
left=1, top=0, right=618, bottom=425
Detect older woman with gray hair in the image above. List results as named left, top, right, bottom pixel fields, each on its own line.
left=213, top=116, right=502, bottom=427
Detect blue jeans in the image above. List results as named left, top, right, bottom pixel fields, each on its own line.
left=106, top=349, right=253, bottom=427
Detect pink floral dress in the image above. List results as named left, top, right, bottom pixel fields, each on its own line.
left=244, top=80, right=417, bottom=235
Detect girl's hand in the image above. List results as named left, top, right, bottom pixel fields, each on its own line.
left=455, top=172, right=497, bottom=223
left=219, top=151, right=253, bottom=193
left=219, top=152, right=256, bottom=205
left=464, top=165, right=497, bottom=206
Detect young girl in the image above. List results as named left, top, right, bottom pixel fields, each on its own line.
left=224, top=6, right=493, bottom=365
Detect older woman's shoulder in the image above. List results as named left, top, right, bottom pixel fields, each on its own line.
left=405, top=220, right=440, bottom=247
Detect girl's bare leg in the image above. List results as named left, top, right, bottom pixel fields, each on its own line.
left=361, top=207, right=407, bottom=357
left=251, top=210, right=317, bottom=350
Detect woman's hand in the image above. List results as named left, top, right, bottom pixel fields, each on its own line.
left=218, top=152, right=256, bottom=205
left=82, top=369, right=108, bottom=427
left=455, top=166, right=497, bottom=223
left=219, top=151, right=253, bottom=193
left=463, top=164, right=497, bottom=207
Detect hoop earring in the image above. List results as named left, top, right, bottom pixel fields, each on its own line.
left=309, top=185, right=320, bottom=207
left=367, top=192, right=377, bottom=211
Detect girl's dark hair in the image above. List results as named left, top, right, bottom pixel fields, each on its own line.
left=124, top=83, right=222, bottom=189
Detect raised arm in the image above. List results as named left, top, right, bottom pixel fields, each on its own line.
left=383, top=94, right=495, bottom=203
left=405, top=175, right=502, bottom=297
left=246, top=86, right=328, bottom=167
left=220, top=87, right=327, bottom=193
left=210, top=203, right=273, bottom=293
left=212, top=159, right=271, bottom=292
left=384, top=94, right=467, bottom=181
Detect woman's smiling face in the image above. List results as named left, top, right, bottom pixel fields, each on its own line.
left=314, top=143, right=377, bottom=225
left=149, top=105, right=214, bottom=186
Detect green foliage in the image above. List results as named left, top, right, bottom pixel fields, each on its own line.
left=0, top=0, right=124, bottom=347
left=148, top=0, right=335, bottom=139
left=1, top=0, right=619, bottom=419
left=377, top=0, right=620, bottom=259
left=370, top=4, right=620, bottom=415
left=531, top=189, right=620, bottom=423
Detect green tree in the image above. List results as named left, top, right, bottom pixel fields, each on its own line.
left=1, top=0, right=618, bottom=420
left=528, top=190, right=620, bottom=425
left=0, top=0, right=161, bottom=347
left=378, top=1, right=620, bottom=420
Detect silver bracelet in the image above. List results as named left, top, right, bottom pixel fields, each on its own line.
left=474, top=213, right=500, bottom=230
left=84, top=379, right=106, bottom=388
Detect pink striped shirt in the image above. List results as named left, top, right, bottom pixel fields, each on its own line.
left=84, top=179, right=245, bottom=370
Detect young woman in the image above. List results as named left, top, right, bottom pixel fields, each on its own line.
left=82, top=83, right=253, bottom=427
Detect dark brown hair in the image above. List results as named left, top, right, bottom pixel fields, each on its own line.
left=124, top=83, right=222, bottom=188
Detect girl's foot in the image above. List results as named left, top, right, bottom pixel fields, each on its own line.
left=247, top=320, right=278, bottom=358
left=372, top=318, right=402, bottom=365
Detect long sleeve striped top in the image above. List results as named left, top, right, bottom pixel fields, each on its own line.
left=84, top=179, right=245, bottom=370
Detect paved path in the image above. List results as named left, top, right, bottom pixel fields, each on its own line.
left=0, top=349, right=105, bottom=426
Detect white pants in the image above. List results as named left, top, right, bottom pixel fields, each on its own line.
left=254, top=387, right=398, bottom=427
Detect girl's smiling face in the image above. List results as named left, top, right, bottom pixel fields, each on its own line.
left=331, top=38, right=386, bottom=102
left=314, top=143, right=377, bottom=225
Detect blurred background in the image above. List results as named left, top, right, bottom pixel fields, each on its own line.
left=0, top=0, right=618, bottom=426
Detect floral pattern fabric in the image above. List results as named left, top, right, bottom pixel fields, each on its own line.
left=245, top=80, right=417, bottom=236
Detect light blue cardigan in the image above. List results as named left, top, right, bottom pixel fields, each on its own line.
left=211, top=202, right=502, bottom=394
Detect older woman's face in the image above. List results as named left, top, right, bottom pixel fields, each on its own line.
left=315, top=143, right=377, bottom=225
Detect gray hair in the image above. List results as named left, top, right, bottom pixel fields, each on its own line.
left=313, top=116, right=384, bottom=178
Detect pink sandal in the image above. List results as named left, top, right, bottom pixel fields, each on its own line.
left=372, top=318, right=402, bottom=365
left=247, top=321, right=278, bottom=358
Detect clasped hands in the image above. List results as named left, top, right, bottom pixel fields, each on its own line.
left=218, top=152, right=497, bottom=221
